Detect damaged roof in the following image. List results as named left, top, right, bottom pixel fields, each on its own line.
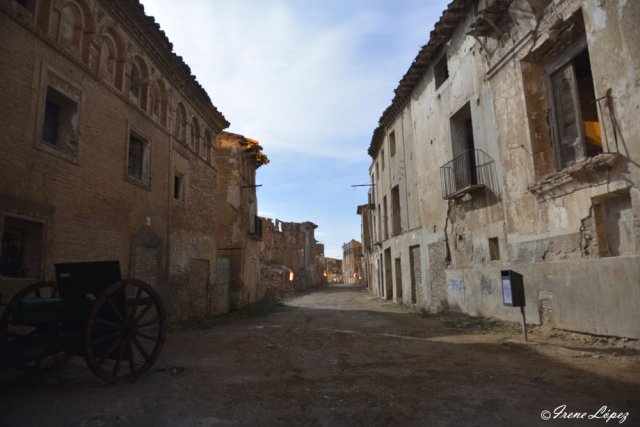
left=368, top=0, right=470, bottom=158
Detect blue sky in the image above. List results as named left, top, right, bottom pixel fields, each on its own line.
left=139, top=0, right=450, bottom=258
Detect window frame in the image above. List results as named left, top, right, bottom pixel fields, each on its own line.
left=36, top=71, right=83, bottom=162
left=544, top=35, right=602, bottom=171
left=125, top=128, right=152, bottom=189
left=0, top=214, right=45, bottom=280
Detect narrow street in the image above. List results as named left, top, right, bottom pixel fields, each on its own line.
left=1, top=285, right=638, bottom=426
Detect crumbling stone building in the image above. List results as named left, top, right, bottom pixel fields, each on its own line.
left=0, top=0, right=230, bottom=318
left=342, top=239, right=363, bottom=286
left=365, top=0, right=640, bottom=338
left=215, top=131, right=268, bottom=310
left=326, top=257, right=343, bottom=284
left=260, top=219, right=326, bottom=292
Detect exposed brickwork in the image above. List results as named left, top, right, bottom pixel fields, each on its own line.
left=260, top=219, right=326, bottom=291
left=0, top=1, right=227, bottom=319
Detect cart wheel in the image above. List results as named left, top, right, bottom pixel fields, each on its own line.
left=84, top=279, right=167, bottom=384
left=0, top=282, right=69, bottom=373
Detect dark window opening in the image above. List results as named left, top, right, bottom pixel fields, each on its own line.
left=1, top=217, right=43, bottom=279
left=127, top=133, right=149, bottom=185
left=391, top=185, right=401, bottom=236
left=42, top=86, right=78, bottom=155
left=489, top=237, right=500, bottom=261
left=381, top=149, right=385, bottom=170
left=383, top=196, right=389, bottom=240
left=449, top=103, right=478, bottom=188
left=389, top=131, right=396, bottom=157
left=434, top=55, right=449, bottom=89
left=174, top=175, right=183, bottom=200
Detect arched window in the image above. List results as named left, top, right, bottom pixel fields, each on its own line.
left=174, top=102, right=187, bottom=143
left=149, top=80, right=168, bottom=127
left=98, top=35, right=116, bottom=85
left=59, top=2, right=83, bottom=57
left=190, top=117, right=200, bottom=153
left=204, top=129, right=212, bottom=161
left=129, top=57, right=149, bottom=111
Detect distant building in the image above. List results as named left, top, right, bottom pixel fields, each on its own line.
left=356, top=204, right=373, bottom=291
left=342, top=240, right=363, bottom=285
left=260, top=219, right=326, bottom=291
left=325, top=258, right=343, bottom=284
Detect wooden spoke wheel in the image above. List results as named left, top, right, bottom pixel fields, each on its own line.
left=0, top=282, right=69, bottom=373
left=84, top=279, right=167, bottom=384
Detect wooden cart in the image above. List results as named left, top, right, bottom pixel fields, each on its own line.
left=0, top=261, right=167, bottom=384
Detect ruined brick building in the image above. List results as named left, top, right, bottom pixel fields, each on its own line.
left=325, top=257, right=343, bottom=284
left=260, top=219, right=326, bottom=292
left=0, top=0, right=231, bottom=318
left=363, top=0, right=640, bottom=338
left=342, top=239, right=363, bottom=286
left=215, top=132, right=268, bottom=310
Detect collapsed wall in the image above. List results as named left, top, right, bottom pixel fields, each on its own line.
left=260, top=218, right=326, bottom=298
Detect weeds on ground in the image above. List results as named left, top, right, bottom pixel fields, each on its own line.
left=418, top=309, right=520, bottom=334
left=172, top=299, right=292, bottom=330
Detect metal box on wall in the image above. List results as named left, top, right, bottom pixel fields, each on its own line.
left=501, top=269, right=525, bottom=307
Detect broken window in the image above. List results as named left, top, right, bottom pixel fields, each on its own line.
left=0, top=216, right=43, bottom=279
left=43, top=85, right=79, bottom=156
left=127, top=132, right=151, bottom=186
left=434, top=54, right=449, bottom=90
left=548, top=42, right=602, bottom=169
left=389, top=131, right=396, bottom=157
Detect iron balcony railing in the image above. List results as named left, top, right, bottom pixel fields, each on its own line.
left=440, top=149, right=498, bottom=199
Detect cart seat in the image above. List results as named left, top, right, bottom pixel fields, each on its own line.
left=55, top=261, right=122, bottom=298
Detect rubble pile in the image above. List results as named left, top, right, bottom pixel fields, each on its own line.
left=261, top=263, right=294, bottom=300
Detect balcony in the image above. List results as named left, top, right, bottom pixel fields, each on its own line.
left=440, top=149, right=498, bottom=200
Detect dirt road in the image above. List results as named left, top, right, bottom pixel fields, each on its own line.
left=1, top=285, right=639, bottom=426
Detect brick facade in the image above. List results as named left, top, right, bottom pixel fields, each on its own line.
left=0, top=0, right=228, bottom=318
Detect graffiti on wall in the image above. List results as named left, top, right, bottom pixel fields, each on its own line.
left=448, top=278, right=466, bottom=292
left=480, top=274, right=494, bottom=295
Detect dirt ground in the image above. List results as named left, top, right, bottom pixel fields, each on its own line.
left=1, top=285, right=639, bottom=426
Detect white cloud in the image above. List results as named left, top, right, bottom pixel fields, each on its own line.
left=141, top=0, right=400, bottom=159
